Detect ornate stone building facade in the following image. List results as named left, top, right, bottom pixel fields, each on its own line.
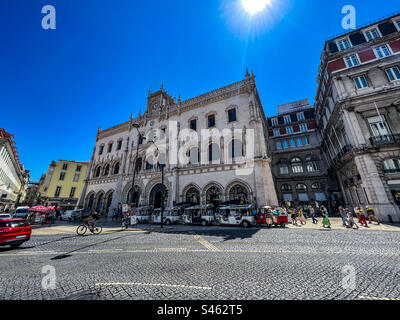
left=315, top=13, right=400, bottom=221
left=77, top=72, right=278, bottom=215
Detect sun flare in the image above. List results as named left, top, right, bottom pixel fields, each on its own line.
left=241, top=0, right=270, bottom=15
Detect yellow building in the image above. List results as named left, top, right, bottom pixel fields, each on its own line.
left=37, top=160, right=88, bottom=210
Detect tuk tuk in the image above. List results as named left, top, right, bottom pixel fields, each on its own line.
left=216, top=205, right=255, bottom=228
left=152, top=206, right=183, bottom=225
left=183, top=204, right=215, bottom=226
left=131, top=206, right=152, bottom=224
left=256, top=206, right=288, bottom=228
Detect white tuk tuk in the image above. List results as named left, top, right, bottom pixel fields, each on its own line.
left=216, top=205, right=255, bottom=228
left=152, top=206, right=183, bottom=225
left=183, top=204, right=215, bottom=226
left=132, top=206, right=152, bottom=224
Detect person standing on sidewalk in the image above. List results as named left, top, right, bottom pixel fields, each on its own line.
left=358, top=209, right=369, bottom=227
left=321, top=205, right=331, bottom=229
left=366, top=206, right=380, bottom=225
left=290, top=208, right=298, bottom=226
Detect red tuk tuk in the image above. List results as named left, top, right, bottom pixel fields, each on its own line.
left=256, top=206, right=288, bottom=228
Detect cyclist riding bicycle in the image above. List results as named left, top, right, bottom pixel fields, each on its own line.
left=84, top=210, right=99, bottom=230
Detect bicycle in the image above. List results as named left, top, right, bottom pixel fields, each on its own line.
left=76, top=221, right=103, bottom=235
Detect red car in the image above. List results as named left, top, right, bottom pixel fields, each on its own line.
left=256, top=212, right=288, bottom=228
left=0, top=218, right=32, bottom=248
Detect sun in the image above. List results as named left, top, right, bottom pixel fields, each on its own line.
left=241, top=0, right=270, bottom=15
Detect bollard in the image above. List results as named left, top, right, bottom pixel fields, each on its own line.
left=388, top=215, right=393, bottom=224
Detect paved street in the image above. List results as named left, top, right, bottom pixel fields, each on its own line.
left=1, top=221, right=400, bottom=300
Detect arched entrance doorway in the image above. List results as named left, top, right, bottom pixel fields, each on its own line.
left=96, top=193, right=104, bottom=212
left=127, top=187, right=140, bottom=207
left=87, top=193, right=94, bottom=209
left=186, top=187, right=200, bottom=204
left=205, top=186, right=222, bottom=205
left=149, top=184, right=166, bottom=208
left=105, top=192, right=113, bottom=214
left=228, top=184, right=249, bottom=204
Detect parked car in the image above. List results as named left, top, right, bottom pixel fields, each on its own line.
left=0, top=218, right=32, bottom=248
left=0, top=214, right=12, bottom=219
left=70, top=209, right=92, bottom=222
left=60, top=210, right=74, bottom=221
left=14, top=207, right=31, bottom=219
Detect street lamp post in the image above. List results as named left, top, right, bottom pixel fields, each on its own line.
left=149, top=140, right=165, bottom=229
left=131, top=123, right=144, bottom=207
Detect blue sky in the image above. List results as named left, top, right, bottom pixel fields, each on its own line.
left=0, top=0, right=399, bottom=180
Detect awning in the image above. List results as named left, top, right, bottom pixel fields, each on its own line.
left=315, top=193, right=327, bottom=201
left=283, top=194, right=293, bottom=201
left=298, top=193, right=309, bottom=201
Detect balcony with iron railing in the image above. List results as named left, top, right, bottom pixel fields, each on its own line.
left=369, top=134, right=400, bottom=146
left=331, top=144, right=353, bottom=165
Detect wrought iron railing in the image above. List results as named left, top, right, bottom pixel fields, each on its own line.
left=369, top=134, right=400, bottom=146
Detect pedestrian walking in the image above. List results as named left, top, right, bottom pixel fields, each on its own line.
left=298, top=207, right=306, bottom=225
left=358, top=209, right=369, bottom=227
left=366, top=206, right=380, bottom=225
left=308, top=205, right=318, bottom=224
left=321, top=205, right=331, bottom=228
left=339, top=206, right=348, bottom=227
left=346, top=208, right=359, bottom=230
left=290, top=208, right=298, bottom=226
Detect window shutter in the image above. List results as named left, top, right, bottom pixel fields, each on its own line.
left=304, top=110, right=315, bottom=119
left=278, top=116, right=284, bottom=125
left=290, top=114, right=298, bottom=122
left=349, top=32, right=366, bottom=46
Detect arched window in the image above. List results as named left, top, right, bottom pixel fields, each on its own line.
left=113, top=162, right=120, bottom=175
left=186, top=187, right=200, bottom=204
left=383, top=159, right=400, bottom=173
left=229, top=184, right=249, bottom=203
left=281, top=184, right=292, bottom=191
left=208, top=144, right=220, bottom=163
left=306, top=156, right=320, bottom=172
left=311, top=183, right=323, bottom=190
left=296, top=183, right=308, bottom=191
left=94, top=166, right=101, bottom=178
left=103, top=164, right=110, bottom=176
left=206, top=186, right=222, bottom=204
left=291, top=157, right=303, bottom=173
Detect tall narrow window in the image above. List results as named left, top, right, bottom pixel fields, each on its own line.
left=62, top=163, right=68, bottom=170
left=108, top=143, right=113, bottom=153
left=59, top=172, right=65, bottom=181
left=190, top=119, right=197, bottom=131
left=54, top=186, right=62, bottom=197
left=70, top=187, right=76, bottom=198
left=73, top=174, right=80, bottom=182
left=276, top=142, right=282, bottom=150
left=271, top=118, right=278, bottom=126
left=117, top=140, right=122, bottom=150
left=99, top=146, right=104, bottom=155
left=208, top=115, right=215, bottom=128
left=368, top=116, right=391, bottom=137
left=76, top=165, right=82, bottom=172
left=284, top=115, right=291, bottom=124
left=228, top=108, right=237, bottom=122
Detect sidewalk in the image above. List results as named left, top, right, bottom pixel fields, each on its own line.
left=285, top=217, right=400, bottom=232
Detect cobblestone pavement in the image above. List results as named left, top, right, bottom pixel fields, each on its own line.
left=1, top=221, right=400, bottom=300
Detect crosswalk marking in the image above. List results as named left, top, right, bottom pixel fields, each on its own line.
left=193, top=234, right=219, bottom=251
left=95, top=282, right=212, bottom=290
